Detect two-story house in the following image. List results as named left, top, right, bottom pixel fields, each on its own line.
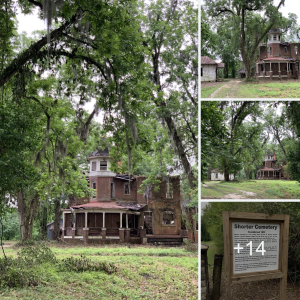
left=256, top=28, right=300, bottom=80
left=257, top=149, right=289, bottom=180
left=61, top=147, right=184, bottom=245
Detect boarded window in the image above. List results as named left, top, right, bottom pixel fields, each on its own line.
left=162, top=211, right=175, bottom=225
left=166, top=183, right=173, bottom=199
left=124, top=182, right=130, bottom=195
left=100, top=161, right=107, bottom=171
left=91, top=161, right=96, bottom=171
left=92, top=181, right=96, bottom=198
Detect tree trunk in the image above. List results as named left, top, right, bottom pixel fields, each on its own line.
left=17, top=191, right=40, bottom=242
left=53, top=199, right=62, bottom=240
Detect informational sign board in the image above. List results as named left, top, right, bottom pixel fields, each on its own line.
left=222, top=211, right=289, bottom=300
left=232, top=221, right=280, bottom=274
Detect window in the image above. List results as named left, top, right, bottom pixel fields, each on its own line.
left=92, top=181, right=96, bottom=198
left=124, top=182, right=130, bottom=195
left=273, top=35, right=277, bottom=41
left=162, top=211, right=175, bottom=225
left=295, top=45, right=298, bottom=55
left=111, top=182, right=115, bottom=198
left=269, top=35, right=272, bottom=41
left=166, top=183, right=173, bottom=199
left=216, top=173, right=218, bottom=179
left=91, top=161, right=96, bottom=171
left=278, top=35, right=280, bottom=41
left=270, top=47, right=272, bottom=56
left=100, top=161, right=107, bottom=171
left=284, top=47, right=287, bottom=53
left=201, top=68, right=203, bottom=76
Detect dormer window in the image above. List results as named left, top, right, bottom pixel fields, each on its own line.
left=278, top=35, right=280, bottom=41
left=273, top=35, right=277, bottom=41
left=100, top=161, right=107, bottom=171
left=269, top=35, right=272, bottom=41
left=91, top=161, right=96, bottom=171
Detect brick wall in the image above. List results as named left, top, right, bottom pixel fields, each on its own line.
left=201, top=245, right=209, bottom=300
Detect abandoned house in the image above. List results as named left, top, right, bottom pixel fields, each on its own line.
left=201, top=56, right=224, bottom=82
left=210, top=169, right=234, bottom=181
left=257, top=149, right=289, bottom=180
left=256, top=28, right=300, bottom=79
left=61, top=147, right=188, bottom=245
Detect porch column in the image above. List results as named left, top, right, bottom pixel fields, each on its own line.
left=119, top=212, right=125, bottom=242
left=62, top=212, right=65, bottom=240
left=263, top=63, right=265, bottom=77
left=101, top=212, right=106, bottom=240
left=85, top=212, right=88, bottom=228
left=72, top=210, right=76, bottom=239
left=269, top=62, right=272, bottom=80
left=120, top=212, right=123, bottom=228
left=278, top=62, right=281, bottom=78
left=268, top=170, right=269, bottom=179
left=256, top=63, right=259, bottom=78
left=125, top=213, right=130, bottom=242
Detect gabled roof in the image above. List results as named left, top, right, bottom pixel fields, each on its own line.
left=201, top=56, right=218, bottom=65
left=88, top=147, right=110, bottom=159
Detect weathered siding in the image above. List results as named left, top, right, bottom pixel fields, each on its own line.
left=201, top=64, right=217, bottom=82
left=211, top=172, right=234, bottom=181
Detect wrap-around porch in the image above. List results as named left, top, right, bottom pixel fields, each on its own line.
left=62, top=208, right=145, bottom=244
left=257, top=169, right=281, bottom=180
left=256, top=60, right=298, bottom=79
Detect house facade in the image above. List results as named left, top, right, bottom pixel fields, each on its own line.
left=256, top=28, right=300, bottom=79
left=211, top=169, right=234, bottom=181
left=61, top=147, right=185, bottom=245
left=201, top=56, right=224, bottom=82
left=257, top=149, right=289, bottom=180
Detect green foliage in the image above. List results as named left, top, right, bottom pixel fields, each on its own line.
left=183, top=239, right=198, bottom=253
left=58, top=255, right=117, bottom=274
left=201, top=217, right=211, bottom=241
left=2, top=211, right=20, bottom=241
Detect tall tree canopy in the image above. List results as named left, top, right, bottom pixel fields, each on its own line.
left=0, top=0, right=197, bottom=241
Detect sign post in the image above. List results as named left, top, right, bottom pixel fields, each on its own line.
left=223, top=211, right=289, bottom=300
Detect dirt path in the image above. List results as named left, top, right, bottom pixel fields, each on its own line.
left=209, top=79, right=242, bottom=98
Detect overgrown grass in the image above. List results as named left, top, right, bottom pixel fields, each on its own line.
left=231, top=81, right=300, bottom=98
left=201, top=83, right=225, bottom=98
left=202, top=180, right=300, bottom=199
left=0, top=243, right=198, bottom=300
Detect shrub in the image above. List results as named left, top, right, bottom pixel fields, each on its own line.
left=58, top=255, right=117, bottom=274
left=183, top=239, right=198, bottom=253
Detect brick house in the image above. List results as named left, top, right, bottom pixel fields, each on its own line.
left=256, top=28, right=300, bottom=79
left=257, top=149, right=289, bottom=180
left=61, top=147, right=185, bottom=245
left=201, top=56, right=224, bottom=82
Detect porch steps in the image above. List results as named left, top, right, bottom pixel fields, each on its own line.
left=146, top=235, right=183, bottom=246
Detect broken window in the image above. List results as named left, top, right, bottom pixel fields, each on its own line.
left=124, top=182, right=130, bottom=195
left=162, top=211, right=175, bottom=225
left=295, top=45, right=298, bottom=55
left=91, top=161, right=96, bottom=171
left=273, top=35, right=277, bottom=41
left=278, top=35, right=280, bottom=41
left=166, top=183, right=173, bottom=199
left=284, top=47, right=287, bottom=53
left=270, top=47, right=272, bottom=56
left=92, top=181, right=96, bottom=198
left=201, top=68, right=203, bottom=76
left=100, top=161, right=107, bottom=171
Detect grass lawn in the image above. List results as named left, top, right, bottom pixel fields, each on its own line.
left=201, top=82, right=225, bottom=98
left=237, top=81, right=300, bottom=98
left=201, top=180, right=300, bottom=199
left=0, top=242, right=198, bottom=300
left=202, top=80, right=300, bottom=98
